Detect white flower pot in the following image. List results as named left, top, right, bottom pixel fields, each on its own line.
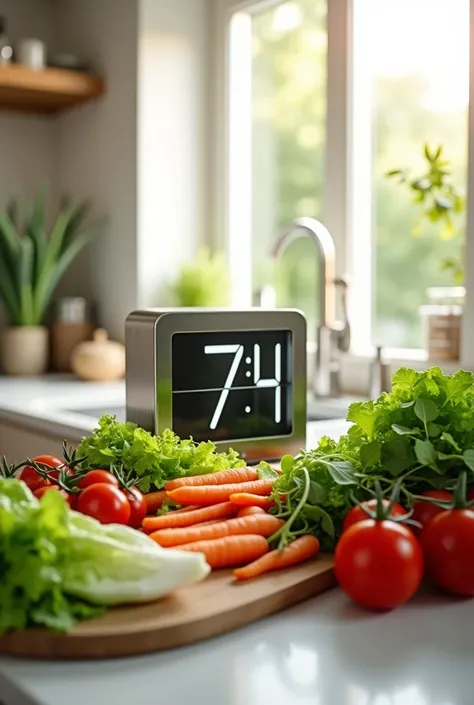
left=1, top=326, right=49, bottom=376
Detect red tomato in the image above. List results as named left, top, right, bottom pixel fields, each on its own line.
left=468, top=487, right=474, bottom=502
left=77, top=469, right=119, bottom=490
left=32, top=454, right=65, bottom=480
left=335, top=519, right=424, bottom=611
left=412, top=490, right=452, bottom=531
left=342, top=499, right=406, bottom=533
left=125, top=486, right=147, bottom=528
left=77, top=483, right=131, bottom=525
left=19, top=465, right=51, bottom=491
left=34, top=485, right=76, bottom=508
left=421, top=508, right=474, bottom=596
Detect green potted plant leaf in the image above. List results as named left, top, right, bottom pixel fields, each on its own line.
left=170, top=248, right=230, bottom=307
left=386, top=143, right=465, bottom=283
left=0, top=190, right=100, bottom=376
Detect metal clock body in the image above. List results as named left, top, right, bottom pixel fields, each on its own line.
left=125, top=308, right=306, bottom=462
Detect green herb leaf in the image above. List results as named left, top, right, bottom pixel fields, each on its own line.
left=280, top=454, right=295, bottom=473
left=414, top=398, right=439, bottom=424
left=307, top=481, right=327, bottom=505
left=414, top=439, right=438, bottom=468
left=392, top=367, right=418, bottom=394
left=346, top=401, right=376, bottom=439
left=382, top=438, right=415, bottom=476
left=256, top=462, right=279, bottom=480
left=323, top=460, right=356, bottom=486
left=462, top=449, right=474, bottom=473
left=441, top=432, right=462, bottom=452
left=427, top=423, right=441, bottom=438
left=392, top=424, right=420, bottom=436
left=360, top=441, right=381, bottom=468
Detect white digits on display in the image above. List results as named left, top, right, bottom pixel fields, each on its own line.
left=204, top=342, right=282, bottom=429
left=204, top=344, right=243, bottom=429
left=254, top=343, right=282, bottom=423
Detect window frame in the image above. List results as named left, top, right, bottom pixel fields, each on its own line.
left=211, top=0, right=474, bottom=370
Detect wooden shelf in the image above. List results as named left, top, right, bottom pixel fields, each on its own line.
left=0, top=64, right=105, bottom=115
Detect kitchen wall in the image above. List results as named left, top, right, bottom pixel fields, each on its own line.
left=137, top=0, right=210, bottom=308
left=0, top=0, right=59, bottom=329
left=1, top=0, right=212, bottom=340
left=56, top=0, right=139, bottom=341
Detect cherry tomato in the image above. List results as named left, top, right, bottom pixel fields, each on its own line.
left=19, top=465, right=51, bottom=491
left=33, top=484, right=76, bottom=508
left=77, top=483, right=131, bottom=525
left=77, top=469, right=119, bottom=490
left=31, top=454, right=65, bottom=480
left=125, top=486, right=147, bottom=528
left=335, top=519, right=424, bottom=611
left=342, top=499, right=406, bottom=533
left=411, top=490, right=452, bottom=532
left=421, top=508, right=474, bottom=596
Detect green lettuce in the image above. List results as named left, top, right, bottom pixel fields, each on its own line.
left=77, top=415, right=244, bottom=491
left=0, top=478, right=209, bottom=634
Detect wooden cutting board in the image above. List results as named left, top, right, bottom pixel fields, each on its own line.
left=0, top=554, right=335, bottom=660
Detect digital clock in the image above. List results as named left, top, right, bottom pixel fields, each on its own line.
left=125, top=309, right=306, bottom=462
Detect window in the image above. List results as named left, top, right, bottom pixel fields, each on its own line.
left=352, top=0, right=469, bottom=350
left=225, top=0, right=471, bottom=356
left=229, top=0, right=327, bottom=340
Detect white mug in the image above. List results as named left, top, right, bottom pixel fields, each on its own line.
left=17, top=38, right=46, bottom=70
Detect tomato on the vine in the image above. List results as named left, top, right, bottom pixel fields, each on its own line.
left=421, top=507, right=474, bottom=596
left=335, top=519, right=424, bottom=610
left=19, top=465, right=51, bottom=491
left=342, top=499, right=406, bottom=533
left=31, top=454, right=65, bottom=480
left=77, top=469, right=119, bottom=490
left=33, top=484, right=76, bottom=508
left=77, top=483, right=131, bottom=525
left=411, top=490, right=452, bottom=531
left=125, top=486, right=147, bottom=528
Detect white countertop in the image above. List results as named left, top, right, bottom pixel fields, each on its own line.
left=1, top=586, right=473, bottom=705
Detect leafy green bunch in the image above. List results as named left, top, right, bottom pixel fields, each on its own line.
left=272, top=367, right=474, bottom=549
left=0, top=190, right=100, bottom=326
left=77, top=415, right=244, bottom=492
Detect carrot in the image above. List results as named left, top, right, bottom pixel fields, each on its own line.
left=167, top=479, right=275, bottom=506
left=165, top=466, right=258, bottom=492
left=230, top=493, right=275, bottom=510
left=144, top=490, right=167, bottom=514
left=237, top=506, right=266, bottom=517
left=177, top=534, right=269, bottom=569
left=142, top=502, right=238, bottom=532
left=150, top=514, right=283, bottom=547
left=233, top=535, right=320, bottom=580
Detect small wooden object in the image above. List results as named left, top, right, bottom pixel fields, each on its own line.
left=71, top=328, right=126, bottom=381
left=0, top=555, right=335, bottom=660
left=0, top=64, right=104, bottom=114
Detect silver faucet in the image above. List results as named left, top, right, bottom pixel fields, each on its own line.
left=269, top=217, right=350, bottom=398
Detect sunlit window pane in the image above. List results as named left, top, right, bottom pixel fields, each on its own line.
left=354, top=0, right=469, bottom=349
left=251, top=0, right=327, bottom=340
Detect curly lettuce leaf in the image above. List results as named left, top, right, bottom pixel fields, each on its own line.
left=77, top=416, right=244, bottom=491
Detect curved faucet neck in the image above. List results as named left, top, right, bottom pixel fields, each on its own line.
left=271, top=217, right=336, bottom=328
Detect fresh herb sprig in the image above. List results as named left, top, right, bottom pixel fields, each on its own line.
left=271, top=367, right=474, bottom=549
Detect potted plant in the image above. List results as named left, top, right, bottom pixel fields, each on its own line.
left=0, top=191, right=99, bottom=375
left=170, top=248, right=230, bottom=307
left=387, top=144, right=465, bottom=283
left=387, top=145, right=466, bottom=360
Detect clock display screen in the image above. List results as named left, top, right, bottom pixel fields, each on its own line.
left=171, top=330, right=293, bottom=442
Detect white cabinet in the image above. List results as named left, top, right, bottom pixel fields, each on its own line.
left=0, top=421, right=77, bottom=464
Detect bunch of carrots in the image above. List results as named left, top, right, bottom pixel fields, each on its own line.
left=141, top=466, right=320, bottom=580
